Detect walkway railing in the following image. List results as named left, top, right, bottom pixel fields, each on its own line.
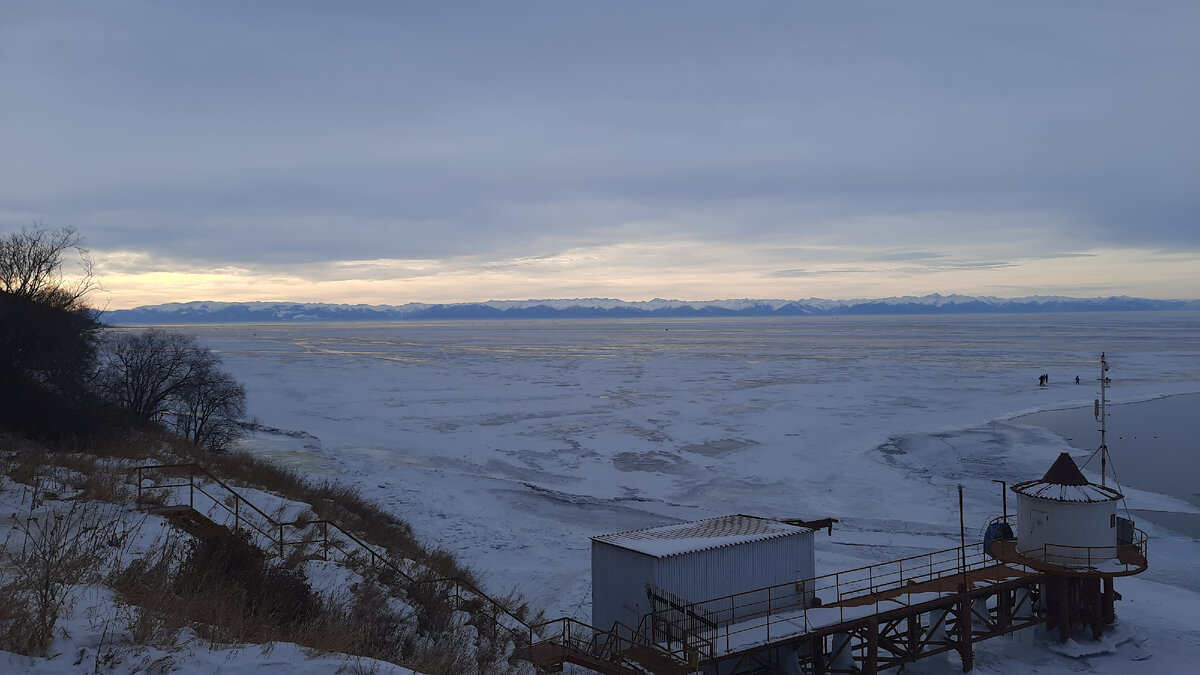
left=134, top=464, right=536, bottom=657
left=986, top=515, right=1149, bottom=574
left=653, top=540, right=1041, bottom=656
left=1014, top=529, right=1148, bottom=573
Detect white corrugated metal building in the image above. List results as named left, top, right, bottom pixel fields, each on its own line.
left=591, top=514, right=815, bottom=634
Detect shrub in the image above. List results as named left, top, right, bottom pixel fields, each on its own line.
left=0, top=500, right=126, bottom=655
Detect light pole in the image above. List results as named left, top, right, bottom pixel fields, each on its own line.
left=991, top=479, right=1008, bottom=522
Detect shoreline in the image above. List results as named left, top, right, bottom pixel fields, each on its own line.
left=1014, top=392, right=1200, bottom=537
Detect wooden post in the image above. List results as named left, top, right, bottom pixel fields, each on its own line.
left=957, top=596, right=974, bottom=672
left=1088, top=578, right=1103, bottom=640
left=907, top=611, right=921, bottom=663
left=864, top=618, right=879, bottom=675
left=1103, top=577, right=1116, bottom=625
left=811, top=635, right=826, bottom=675
left=1043, top=579, right=1055, bottom=634
left=1055, top=578, right=1070, bottom=643
left=188, top=465, right=194, bottom=508
left=998, top=587, right=1012, bottom=632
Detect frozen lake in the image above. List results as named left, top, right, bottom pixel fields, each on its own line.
left=164, top=312, right=1200, bottom=620
left=1016, top=393, right=1200, bottom=537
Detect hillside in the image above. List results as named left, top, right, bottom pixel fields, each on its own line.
left=0, top=432, right=537, bottom=675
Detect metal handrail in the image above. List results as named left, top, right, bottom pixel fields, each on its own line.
left=1013, top=527, right=1149, bottom=572
left=134, top=463, right=538, bottom=653
left=527, top=615, right=684, bottom=668
left=651, top=540, right=1040, bottom=656
left=137, top=464, right=382, bottom=564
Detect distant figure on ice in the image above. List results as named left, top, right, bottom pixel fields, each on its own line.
left=1039, top=374, right=1048, bottom=387
left=1076, top=375, right=1080, bottom=384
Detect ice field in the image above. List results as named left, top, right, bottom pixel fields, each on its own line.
left=178, top=312, right=1200, bottom=673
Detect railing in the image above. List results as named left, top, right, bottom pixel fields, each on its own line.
left=135, top=464, right=393, bottom=567
left=134, top=464, right=537, bottom=657
left=1013, top=528, right=1149, bottom=573
left=525, top=615, right=689, bottom=673
left=984, top=515, right=1149, bottom=574
left=652, top=541, right=1040, bottom=656
left=646, top=585, right=718, bottom=662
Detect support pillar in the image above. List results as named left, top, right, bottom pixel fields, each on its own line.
left=863, top=618, right=878, bottom=675
left=1054, top=578, right=1070, bottom=644
left=1087, top=578, right=1103, bottom=640
left=997, top=587, right=1012, bottom=632
left=1102, top=577, right=1116, bottom=625
left=1044, top=579, right=1056, bottom=634
left=809, top=635, right=826, bottom=675
left=906, top=612, right=922, bottom=663
left=957, top=596, right=974, bottom=672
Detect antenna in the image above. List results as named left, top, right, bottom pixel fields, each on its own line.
left=1096, top=352, right=1112, bottom=487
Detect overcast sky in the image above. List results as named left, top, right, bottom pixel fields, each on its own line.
left=2, top=1, right=1197, bottom=309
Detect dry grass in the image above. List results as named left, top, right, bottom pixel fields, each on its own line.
left=111, top=527, right=321, bottom=644
left=0, top=499, right=134, bottom=656
left=1, top=428, right=539, bottom=673
left=106, top=528, right=499, bottom=673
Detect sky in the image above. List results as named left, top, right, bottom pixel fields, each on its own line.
left=1, top=1, right=1198, bottom=310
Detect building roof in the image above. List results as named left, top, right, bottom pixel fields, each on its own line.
left=1040, top=452, right=1090, bottom=485
left=1011, top=452, right=1123, bottom=503
left=592, top=514, right=812, bottom=558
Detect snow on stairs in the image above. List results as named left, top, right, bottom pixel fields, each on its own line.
left=529, top=641, right=685, bottom=675
left=145, top=504, right=232, bottom=541
left=529, top=643, right=638, bottom=674
left=618, top=644, right=691, bottom=674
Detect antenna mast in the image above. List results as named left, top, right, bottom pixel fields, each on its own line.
left=1095, top=352, right=1112, bottom=487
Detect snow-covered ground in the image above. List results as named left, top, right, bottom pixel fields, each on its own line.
left=0, top=473, right=418, bottom=675
left=123, top=313, right=1200, bottom=672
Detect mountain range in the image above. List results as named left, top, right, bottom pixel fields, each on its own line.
left=101, top=294, right=1200, bottom=324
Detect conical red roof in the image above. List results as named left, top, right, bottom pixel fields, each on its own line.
left=1011, top=451, right=1123, bottom=503
left=1040, top=452, right=1090, bottom=486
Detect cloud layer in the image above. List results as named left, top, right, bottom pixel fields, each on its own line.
left=2, top=1, right=1197, bottom=306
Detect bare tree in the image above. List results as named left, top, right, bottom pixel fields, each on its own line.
left=0, top=225, right=100, bottom=390
left=99, top=328, right=247, bottom=449
left=0, top=225, right=97, bottom=310
left=100, top=329, right=217, bottom=421
left=171, top=363, right=247, bottom=451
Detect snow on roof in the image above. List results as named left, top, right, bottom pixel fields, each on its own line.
left=1012, top=452, right=1123, bottom=502
left=592, top=514, right=812, bottom=558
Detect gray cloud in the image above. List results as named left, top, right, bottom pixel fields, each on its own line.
left=914, top=261, right=1017, bottom=272
left=768, top=268, right=874, bottom=279
left=871, top=251, right=947, bottom=263
left=1, top=0, right=1197, bottom=283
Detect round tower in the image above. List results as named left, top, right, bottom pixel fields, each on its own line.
left=1011, top=452, right=1123, bottom=567
left=992, top=354, right=1148, bottom=644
